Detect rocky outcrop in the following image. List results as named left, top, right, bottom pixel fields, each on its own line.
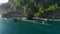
left=1, top=8, right=24, bottom=19
left=1, top=0, right=25, bottom=19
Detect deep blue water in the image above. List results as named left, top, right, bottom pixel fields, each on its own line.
left=0, top=18, right=60, bottom=34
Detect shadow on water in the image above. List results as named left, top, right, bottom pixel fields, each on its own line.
left=0, top=18, right=60, bottom=34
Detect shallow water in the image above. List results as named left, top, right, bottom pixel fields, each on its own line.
left=0, top=18, right=60, bottom=34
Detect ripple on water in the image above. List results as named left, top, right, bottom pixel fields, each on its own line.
left=0, top=18, right=60, bottom=34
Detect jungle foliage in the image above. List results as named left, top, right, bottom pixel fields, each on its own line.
left=9, top=0, right=60, bottom=16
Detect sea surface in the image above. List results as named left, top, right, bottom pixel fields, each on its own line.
left=0, top=17, right=60, bottom=34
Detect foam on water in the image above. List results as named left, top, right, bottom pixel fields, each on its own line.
left=41, top=21, right=52, bottom=25
left=0, top=15, right=3, bottom=20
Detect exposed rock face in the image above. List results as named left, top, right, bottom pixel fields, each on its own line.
left=1, top=0, right=25, bottom=19
left=0, top=0, right=12, bottom=15
left=1, top=9, right=24, bottom=19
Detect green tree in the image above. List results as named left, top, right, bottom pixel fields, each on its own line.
left=9, top=0, right=60, bottom=17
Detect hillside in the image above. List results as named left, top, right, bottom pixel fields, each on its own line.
left=39, top=9, right=60, bottom=19
left=1, top=0, right=60, bottom=19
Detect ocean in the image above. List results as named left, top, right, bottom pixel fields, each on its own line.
left=0, top=18, right=60, bottom=34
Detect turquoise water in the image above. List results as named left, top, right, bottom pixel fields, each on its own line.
left=0, top=18, right=60, bottom=34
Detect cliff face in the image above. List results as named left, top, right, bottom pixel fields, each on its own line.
left=0, top=0, right=12, bottom=15
left=1, top=0, right=60, bottom=19
left=1, top=0, right=25, bottom=18
left=2, top=10, right=24, bottom=19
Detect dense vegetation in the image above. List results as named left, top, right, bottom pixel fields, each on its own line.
left=9, top=0, right=60, bottom=17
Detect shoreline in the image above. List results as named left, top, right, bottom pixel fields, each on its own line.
left=1, top=16, right=60, bottom=21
